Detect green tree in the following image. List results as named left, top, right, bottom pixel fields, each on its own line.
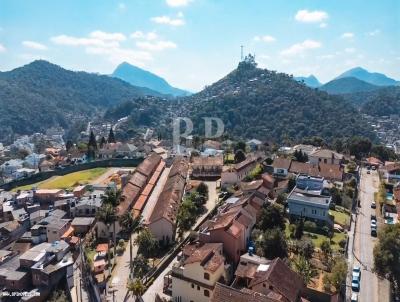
left=87, top=130, right=97, bottom=159
left=234, top=149, right=246, bottom=163
left=196, top=182, right=209, bottom=198
left=296, top=237, right=314, bottom=259
left=320, top=239, right=332, bottom=266
left=234, top=141, right=247, bottom=153
left=99, top=136, right=107, bottom=149
left=325, top=256, right=347, bottom=292
left=294, top=218, right=304, bottom=240
left=132, top=254, right=150, bottom=278
left=374, top=224, right=400, bottom=285
left=96, top=203, right=117, bottom=266
left=292, top=255, right=316, bottom=285
left=108, top=128, right=116, bottom=143
left=127, top=278, right=145, bottom=302
left=260, top=228, right=288, bottom=259
left=176, top=198, right=197, bottom=235
left=134, top=228, right=159, bottom=258
left=101, top=188, right=121, bottom=207
left=119, top=212, right=143, bottom=276
left=66, top=140, right=74, bottom=152
left=257, top=205, right=285, bottom=231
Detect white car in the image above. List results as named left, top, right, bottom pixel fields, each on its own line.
left=351, top=292, right=358, bottom=302
left=352, top=265, right=361, bottom=280
left=371, top=220, right=377, bottom=228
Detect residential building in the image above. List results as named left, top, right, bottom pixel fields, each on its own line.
left=287, top=176, right=333, bottom=226
left=147, top=157, right=188, bottom=244
left=199, top=195, right=264, bottom=264
left=191, top=155, right=223, bottom=179
left=34, top=189, right=64, bottom=203
left=309, top=149, right=344, bottom=165
left=71, top=217, right=95, bottom=235
left=246, top=139, right=262, bottom=151
left=272, top=157, right=291, bottom=177
left=171, top=243, right=227, bottom=302
left=381, top=162, right=400, bottom=183
left=289, top=161, right=343, bottom=182
left=221, top=154, right=263, bottom=187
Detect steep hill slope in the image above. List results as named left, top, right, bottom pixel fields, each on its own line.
left=181, top=58, right=375, bottom=143
left=112, top=62, right=190, bottom=97
left=0, top=60, right=164, bottom=141
left=336, top=67, right=398, bottom=86
left=360, top=86, right=400, bottom=116
left=319, top=77, right=380, bottom=94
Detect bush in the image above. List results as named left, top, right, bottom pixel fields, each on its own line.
left=118, top=239, right=125, bottom=247
left=304, top=221, right=317, bottom=233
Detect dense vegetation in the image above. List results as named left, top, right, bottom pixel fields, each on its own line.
left=360, top=86, right=400, bottom=116
left=0, top=60, right=163, bottom=142
left=179, top=56, right=375, bottom=143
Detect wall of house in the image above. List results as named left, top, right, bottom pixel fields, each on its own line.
left=288, top=199, right=330, bottom=223
left=208, top=229, right=243, bottom=264
left=47, top=222, right=70, bottom=243
left=172, top=276, right=212, bottom=302
left=221, top=171, right=238, bottom=187
left=309, top=156, right=341, bottom=165
left=148, top=218, right=174, bottom=244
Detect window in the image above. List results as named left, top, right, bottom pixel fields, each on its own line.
left=191, top=283, right=194, bottom=289
left=197, top=285, right=200, bottom=290
left=263, top=283, right=266, bottom=287
left=269, top=285, right=273, bottom=290
left=204, top=272, right=210, bottom=280
left=204, top=290, right=210, bottom=297
left=324, top=159, right=327, bottom=164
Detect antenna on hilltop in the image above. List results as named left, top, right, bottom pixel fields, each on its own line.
left=240, top=45, right=244, bottom=61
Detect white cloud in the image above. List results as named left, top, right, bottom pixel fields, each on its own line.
left=89, top=30, right=126, bottom=42
left=345, top=47, right=356, bottom=53
left=151, top=15, right=185, bottom=26
left=136, top=40, right=177, bottom=51
left=295, top=10, right=328, bottom=23
left=22, top=40, right=48, bottom=50
left=367, top=29, right=380, bottom=36
left=85, top=46, right=152, bottom=66
left=341, top=32, right=354, bottom=39
left=281, top=39, right=321, bottom=57
left=51, top=35, right=119, bottom=48
left=166, top=0, right=191, bottom=7
left=0, top=43, right=6, bottom=52
left=254, top=35, right=276, bottom=43
left=319, top=23, right=327, bottom=28
left=130, top=31, right=158, bottom=41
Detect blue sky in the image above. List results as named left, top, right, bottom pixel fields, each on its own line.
left=0, top=0, right=399, bottom=91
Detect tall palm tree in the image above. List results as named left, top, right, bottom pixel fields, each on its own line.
left=96, top=203, right=117, bottom=267
left=100, top=188, right=122, bottom=264
left=119, top=212, right=143, bottom=277
left=101, top=188, right=122, bottom=207
left=127, top=278, right=145, bottom=302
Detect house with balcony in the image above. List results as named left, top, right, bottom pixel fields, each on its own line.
left=381, top=162, right=400, bottom=184
left=171, top=242, right=228, bottom=302
left=287, top=176, right=333, bottom=227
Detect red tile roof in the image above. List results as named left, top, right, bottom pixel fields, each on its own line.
left=183, top=243, right=224, bottom=273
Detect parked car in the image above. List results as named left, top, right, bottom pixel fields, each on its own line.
left=351, top=292, right=359, bottom=302
left=371, top=220, right=377, bottom=228
left=367, top=170, right=371, bottom=174
left=351, top=277, right=360, bottom=292
left=371, top=226, right=377, bottom=237
left=352, top=265, right=361, bottom=281
left=371, top=214, right=376, bottom=220
left=372, top=166, right=376, bottom=170
left=371, top=201, right=376, bottom=209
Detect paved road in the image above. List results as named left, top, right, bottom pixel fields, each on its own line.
left=107, top=167, right=171, bottom=302
left=142, top=181, right=218, bottom=302
left=353, top=168, right=386, bottom=302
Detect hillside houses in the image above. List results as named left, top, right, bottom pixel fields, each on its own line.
left=221, top=153, right=263, bottom=187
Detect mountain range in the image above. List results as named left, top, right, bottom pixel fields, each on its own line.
left=295, top=67, right=399, bottom=94
left=0, top=60, right=165, bottom=142
left=112, top=62, right=190, bottom=97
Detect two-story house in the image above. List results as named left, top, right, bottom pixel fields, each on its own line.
left=171, top=242, right=228, bottom=302
left=287, top=175, right=333, bottom=227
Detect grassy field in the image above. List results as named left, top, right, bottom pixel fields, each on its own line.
left=13, top=167, right=108, bottom=191
left=330, top=209, right=350, bottom=226
left=304, top=231, right=347, bottom=252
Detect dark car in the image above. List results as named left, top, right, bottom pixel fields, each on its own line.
left=371, top=226, right=377, bottom=237
left=371, top=214, right=376, bottom=220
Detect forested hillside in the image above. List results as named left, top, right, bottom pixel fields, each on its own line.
left=0, top=60, right=164, bottom=142
left=180, top=56, right=375, bottom=143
